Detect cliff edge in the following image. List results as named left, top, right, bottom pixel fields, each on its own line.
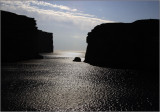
left=84, top=19, right=159, bottom=70
left=1, top=10, right=53, bottom=62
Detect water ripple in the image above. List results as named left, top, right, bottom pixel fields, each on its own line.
left=1, top=58, right=159, bottom=111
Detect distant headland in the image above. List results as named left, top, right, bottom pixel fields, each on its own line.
left=84, top=19, right=159, bottom=70
left=1, top=10, right=53, bottom=62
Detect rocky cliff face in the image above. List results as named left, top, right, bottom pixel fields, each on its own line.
left=1, top=10, right=53, bottom=62
left=84, top=19, right=159, bottom=70
left=37, top=30, right=53, bottom=53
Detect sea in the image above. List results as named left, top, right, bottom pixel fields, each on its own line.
left=1, top=51, right=159, bottom=111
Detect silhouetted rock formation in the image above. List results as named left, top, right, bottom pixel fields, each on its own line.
left=37, top=30, right=53, bottom=53
left=84, top=19, right=159, bottom=70
left=73, top=57, right=81, bottom=62
left=1, top=10, right=53, bottom=62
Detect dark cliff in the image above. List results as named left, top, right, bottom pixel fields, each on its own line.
left=84, top=19, right=159, bottom=70
left=37, top=30, right=53, bottom=53
left=1, top=10, right=53, bottom=62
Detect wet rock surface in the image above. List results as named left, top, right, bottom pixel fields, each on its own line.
left=1, top=58, right=159, bottom=111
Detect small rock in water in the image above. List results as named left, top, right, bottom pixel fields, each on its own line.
left=73, top=57, right=81, bottom=62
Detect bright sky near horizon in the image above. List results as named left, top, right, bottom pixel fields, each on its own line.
left=0, top=0, right=159, bottom=51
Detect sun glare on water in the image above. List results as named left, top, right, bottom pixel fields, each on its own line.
left=62, top=52, right=83, bottom=57
left=50, top=51, right=85, bottom=58
left=41, top=51, right=85, bottom=60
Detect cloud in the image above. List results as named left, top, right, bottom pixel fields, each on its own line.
left=0, top=1, right=114, bottom=51
left=30, top=1, right=77, bottom=12
left=0, top=1, right=113, bottom=29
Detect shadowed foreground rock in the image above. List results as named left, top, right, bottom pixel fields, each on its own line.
left=84, top=19, right=159, bottom=70
left=73, top=57, right=81, bottom=62
left=1, top=10, right=53, bottom=62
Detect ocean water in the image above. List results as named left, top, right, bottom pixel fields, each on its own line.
left=1, top=51, right=159, bottom=111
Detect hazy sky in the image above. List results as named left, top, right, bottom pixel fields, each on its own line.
left=0, top=0, right=159, bottom=51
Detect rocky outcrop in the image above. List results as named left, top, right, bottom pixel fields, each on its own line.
left=1, top=10, right=53, bottom=62
left=37, top=30, right=53, bottom=53
left=73, top=57, right=81, bottom=62
left=84, top=19, right=159, bottom=70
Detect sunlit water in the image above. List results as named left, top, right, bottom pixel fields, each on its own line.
left=1, top=51, right=159, bottom=111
